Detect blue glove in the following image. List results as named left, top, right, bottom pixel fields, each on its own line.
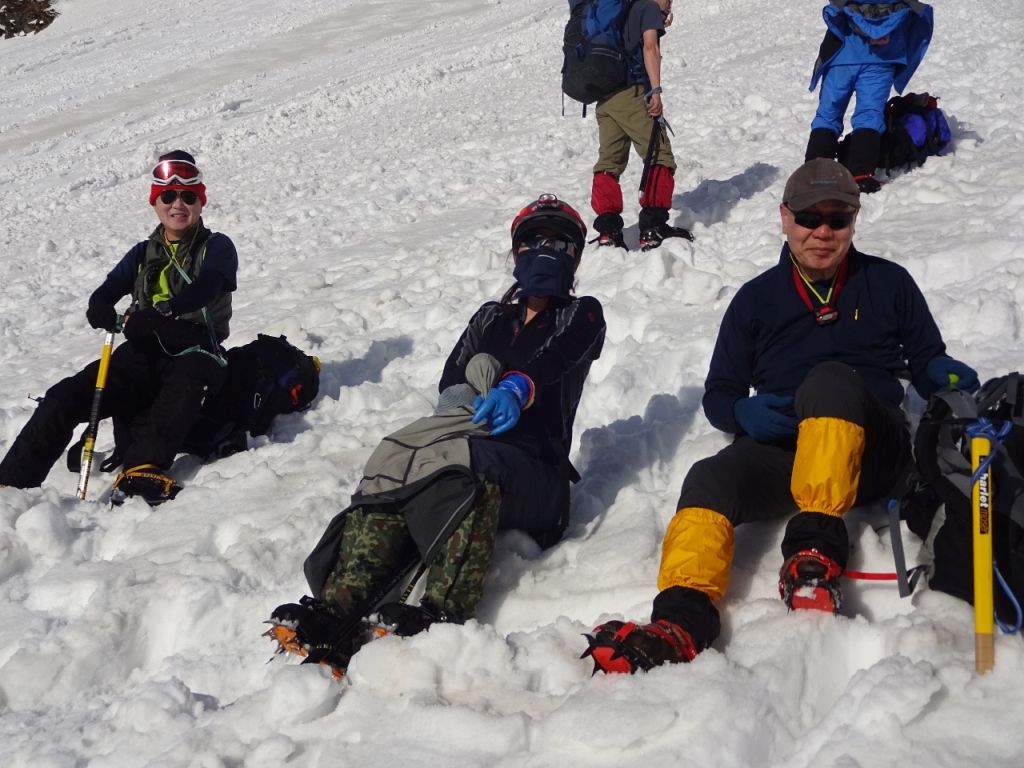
left=733, top=394, right=798, bottom=443
left=471, top=373, right=533, bottom=436
left=925, top=356, right=979, bottom=393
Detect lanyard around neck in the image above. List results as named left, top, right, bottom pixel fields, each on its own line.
left=790, top=256, right=848, bottom=326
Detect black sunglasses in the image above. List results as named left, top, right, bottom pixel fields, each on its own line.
left=158, top=189, right=199, bottom=205
left=787, top=206, right=854, bottom=231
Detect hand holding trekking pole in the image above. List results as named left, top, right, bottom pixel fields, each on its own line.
left=76, top=315, right=123, bottom=500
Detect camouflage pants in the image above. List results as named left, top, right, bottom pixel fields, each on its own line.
left=321, top=480, right=501, bottom=622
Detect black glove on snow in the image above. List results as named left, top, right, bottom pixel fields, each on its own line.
left=124, top=308, right=168, bottom=344
left=86, top=304, right=118, bottom=332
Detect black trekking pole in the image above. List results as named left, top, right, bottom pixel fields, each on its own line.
left=638, top=116, right=663, bottom=203
left=76, top=316, right=122, bottom=500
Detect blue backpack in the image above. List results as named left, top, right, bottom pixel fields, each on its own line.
left=880, top=92, right=952, bottom=174
left=561, top=0, right=639, bottom=106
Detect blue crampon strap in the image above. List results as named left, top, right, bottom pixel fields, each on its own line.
left=966, top=418, right=1012, bottom=483
left=995, top=563, right=1023, bottom=634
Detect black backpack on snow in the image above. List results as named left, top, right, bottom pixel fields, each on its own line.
left=878, top=92, right=952, bottom=174
left=562, top=0, right=638, bottom=106
left=902, top=374, right=1024, bottom=622
left=181, top=334, right=321, bottom=459
left=836, top=91, right=952, bottom=177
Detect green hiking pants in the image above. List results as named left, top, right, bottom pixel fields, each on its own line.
left=321, top=480, right=502, bottom=622
left=594, top=86, right=677, bottom=177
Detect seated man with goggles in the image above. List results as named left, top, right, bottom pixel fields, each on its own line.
left=582, top=159, right=978, bottom=673
left=0, top=150, right=238, bottom=505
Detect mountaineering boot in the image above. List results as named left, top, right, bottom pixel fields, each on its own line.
left=374, top=601, right=455, bottom=637
left=592, top=212, right=627, bottom=250
left=639, top=223, right=694, bottom=250
left=779, top=549, right=843, bottom=613
left=264, top=595, right=366, bottom=676
left=853, top=174, right=882, bottom=194
left=110, top=464, right=181, bottom=506
left=805, top=127, right=840, bottom=161
left=595, top=230, right=627, bottom=249
left=581, top=619, right=698, bottom=674
left=843, top=128, right=883, bottom=194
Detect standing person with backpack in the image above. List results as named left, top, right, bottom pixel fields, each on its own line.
left=267, top=195, right=606, bottom=676
left=573, top=0, right=691, bottom=251
left=0, top=150, right=238, bottom=505
left=581, top=160, right=977, bottom=673
left=804, top=0, right=934, bottom=193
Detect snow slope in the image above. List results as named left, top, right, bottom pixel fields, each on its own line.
left=1, top=1, right=1023, bottom=765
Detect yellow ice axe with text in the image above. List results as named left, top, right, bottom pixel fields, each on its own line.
left=76, top=321, right=121, bottom=500
left=969, top=422, right=995, bottom=673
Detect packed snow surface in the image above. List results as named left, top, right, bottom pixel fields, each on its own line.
left=1, top=1, right=1023, bottom=766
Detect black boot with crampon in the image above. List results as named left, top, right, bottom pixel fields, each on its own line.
left=580, top=619, right=698, bottom=674
left=591, top=212, right=627, bottom=250
left=639, top=223, right=694, bottom=251
left=110, top=464, right=181, bottom=506
left=373, top=601, right=456, bottom=637
left=779, top=549, right=843, bottom=613
left=264, top=596, right=382, bottom=679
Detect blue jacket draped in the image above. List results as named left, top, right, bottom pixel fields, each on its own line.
left=810, top=0, right=934, bottom=95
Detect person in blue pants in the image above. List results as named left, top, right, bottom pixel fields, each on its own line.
left=804, top=0, right=933, bottom=193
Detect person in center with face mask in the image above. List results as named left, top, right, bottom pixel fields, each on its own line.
left=268, top=195, right=606, bottom=675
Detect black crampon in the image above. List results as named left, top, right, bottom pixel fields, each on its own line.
left=263, top=596, right=386, bottom=679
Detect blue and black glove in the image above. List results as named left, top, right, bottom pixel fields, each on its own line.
left=733, top=394, right=798, bottom=443
left=471, top=372, right=534, bottom=437
left=925, top=356, right=979, bottom=393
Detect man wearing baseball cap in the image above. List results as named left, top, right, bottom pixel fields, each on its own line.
left=582, top=158, right=978, bottom=672
left=0, top=150, right=237, bottom=505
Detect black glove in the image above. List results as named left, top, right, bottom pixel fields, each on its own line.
left=155, top=319, right=206, bottom=354
left=86, top=304, right=118, bottom=332
left=123, top=308, right=168, bottom=344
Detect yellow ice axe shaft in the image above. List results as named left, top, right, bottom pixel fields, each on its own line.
left=76, top=329, right=116, bottom=500
left=971, top=433, right=995, bottom=674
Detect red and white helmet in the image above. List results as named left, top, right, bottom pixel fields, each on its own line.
left=510, top=194, right=587, bottom=256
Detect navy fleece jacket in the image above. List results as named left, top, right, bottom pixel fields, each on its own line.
left=704, top=245, right=947, bottom=433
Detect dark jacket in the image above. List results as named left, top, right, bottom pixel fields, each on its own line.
left=622, top=0, right=665, bottom=89
left=90, top=220, right=238, bottom=347
left=703, top=245, right=946, bottom=434
left=440, top=295, right=606, bottom=469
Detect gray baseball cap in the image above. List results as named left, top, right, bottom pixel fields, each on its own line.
left=783, top=158, right=861, bottom=211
